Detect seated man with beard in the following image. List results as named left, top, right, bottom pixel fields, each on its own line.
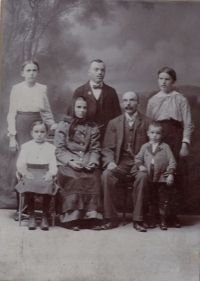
left=101, top=92, right=152, bottom=232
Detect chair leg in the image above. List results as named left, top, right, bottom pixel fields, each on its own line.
left=19, top=193, right=22, bottom=227
left=52, top=197, right=55, bottom=227
left=122, top=187, right=128, bottom=225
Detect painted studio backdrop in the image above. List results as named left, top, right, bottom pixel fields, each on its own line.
left=0, top=0, right=200, bottom=213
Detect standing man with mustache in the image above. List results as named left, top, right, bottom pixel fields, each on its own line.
left=101, top=92, right=152, bottom=232
left=72, top=59, right=121, bottom=142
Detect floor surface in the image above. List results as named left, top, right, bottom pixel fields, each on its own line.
left=0, top=210, right=199, bottom=281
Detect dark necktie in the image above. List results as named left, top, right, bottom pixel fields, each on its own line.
left=93, top=84, right=103, bottom=89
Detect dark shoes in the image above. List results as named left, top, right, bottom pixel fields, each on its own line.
left=133, top=221, right=147, bottom=232
left=40, top=215, right=49, bottom=231
left=101, top=222, right=113, bottom=230
left=159, top=217, right=168, bottom=230
left=171, top=217, right=181, bottom=228
left=101, top=219, right=118, bottom=230
left=67, top=221, right=80, bottom=231
left=28, top=214, right=37, bottom=230
left=148, top=222, right=157, bottom=229
left=91, top=225, right=101, bottom=230
left=101, top=220, right=118, bottom=230
left=71, top=226, right=80, bottom=231
left=167, top=216, right=181, bottom=228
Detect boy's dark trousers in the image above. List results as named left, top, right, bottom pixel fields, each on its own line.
left=26, top=193, right=51, bottom=215
left=149, top=164, right=170, bottom=222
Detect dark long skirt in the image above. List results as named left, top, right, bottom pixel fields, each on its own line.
left=15, top=164, right=59, bottom=195
left=160, top=119, right=183, bottom=160
left=57, top=165, right=103, bottom=222
left=159, top=119, right=186, bottom=215
left=7, top=111, right=42, bottom=190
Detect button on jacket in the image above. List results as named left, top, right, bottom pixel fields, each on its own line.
left=54, top=121, right=101, bottom=167
left=134, top=142, right=177, bottom=182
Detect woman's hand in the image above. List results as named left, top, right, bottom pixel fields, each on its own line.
left=24, top=171, right=35, bottom=180
left=43, top=172, right=53, bottom=181
left=179, top=143, right=189, bottom=157
left=139, top=165, right=147, bottom=172
left=68, top=160, right=83, bottom=171
left=107, top=162, right=117, bottom=171
left=9, top=136, right=19, bottom=152
left=50, top=123, right=58, bottom=131
left=85, top=162, right=96, bottom=171
left=166, top=174, right=174, bottom=186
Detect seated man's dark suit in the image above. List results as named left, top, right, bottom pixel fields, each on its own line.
left=73, top=81, right=121, bottom=142
left=101, top=112, right=152, bottom=221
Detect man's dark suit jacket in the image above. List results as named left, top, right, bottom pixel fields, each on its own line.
left=101, top=112, right=152, bottom=167
left=73, top=81, right=121, bottom=134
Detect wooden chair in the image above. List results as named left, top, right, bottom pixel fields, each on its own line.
left=17, top=173, right=58, bottom=227
left=18, top=192, right=57, bottom=227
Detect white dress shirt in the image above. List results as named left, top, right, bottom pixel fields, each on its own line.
left=17, top=140, right=57, bottom=176
left=89, top=80, right=103, bottom=100
left=7, top=82, right=55, bottom=135
left=125, top=111, right=138, bottom=127
left=150, top=142, right=159, bottom=164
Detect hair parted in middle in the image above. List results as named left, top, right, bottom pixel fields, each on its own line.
left=21, top=60, right=40, bottom=72
left=30, top=121, right=48, bottom=132
left=158, top=67, right=177, bottom=82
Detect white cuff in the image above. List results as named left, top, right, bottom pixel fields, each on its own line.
left=182, top=138, right=190, bottom=145
left=7, top=131, right=17, bottom=137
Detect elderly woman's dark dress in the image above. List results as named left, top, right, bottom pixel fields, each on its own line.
left=54, top=103, right=103, bottom=226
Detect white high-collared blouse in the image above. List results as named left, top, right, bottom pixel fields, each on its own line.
left=146, top=90, right=194, bottom=144
left=16, top=140, right=57, bottom=176
left=7, top=82, right=55, bottom=135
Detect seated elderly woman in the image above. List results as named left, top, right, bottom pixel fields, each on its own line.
left=54, top=96, right=103, bottom=231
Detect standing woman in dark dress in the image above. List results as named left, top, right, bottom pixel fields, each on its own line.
left=146, top=67, right=194, bottom=227
left=54, top=96, right=103, bottom=231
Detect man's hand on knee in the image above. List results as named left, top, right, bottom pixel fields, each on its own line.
left=139, top=165, right=147, bottom=172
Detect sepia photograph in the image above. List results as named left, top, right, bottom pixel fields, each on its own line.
left=0, top=0, right=199, bottom=280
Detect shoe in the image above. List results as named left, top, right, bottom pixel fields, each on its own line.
left=167, top=216, right=181, bottom=228
left=91, top=225, right=101, bottom=230
left=40, top=215, right=49, bottom=231
left=172, top=217, right=181, bottom=228
left=148, top=223, right=157, bottom=229
left=159, top=217, right=168, bottom=231
left=101, top=221, right=118, bottom=230
left=71, top=226, right=80, bottom=231
left=28, top=214, right=37, bottom=230
left=133, top=221, right=147, bottom=232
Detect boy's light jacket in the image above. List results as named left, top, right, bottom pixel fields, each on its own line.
left=134, top=142, right=177, bottom=182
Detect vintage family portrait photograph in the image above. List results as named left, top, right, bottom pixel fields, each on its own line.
left=0, top=0, right=199, bottom=280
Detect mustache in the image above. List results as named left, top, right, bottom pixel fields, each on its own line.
left=125, top=106, right=134, bottom=109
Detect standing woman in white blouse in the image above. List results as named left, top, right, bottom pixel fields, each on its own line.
left=146, top=67, right=194, bottom=227
left=7, top=60, right=57, bottom=192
